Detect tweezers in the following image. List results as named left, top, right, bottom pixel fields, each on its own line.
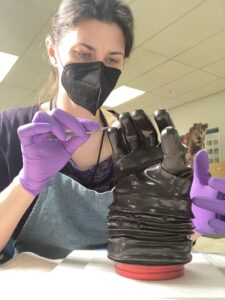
left=48, top=126, right=109, bottom=141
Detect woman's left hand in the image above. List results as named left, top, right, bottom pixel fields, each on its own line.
left=190, top=150, right=225, bottom=235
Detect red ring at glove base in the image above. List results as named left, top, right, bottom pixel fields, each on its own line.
left=115, top=262, right=184, bottom=280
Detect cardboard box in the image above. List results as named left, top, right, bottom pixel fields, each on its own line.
left=209, top=162, right=225, bottom=177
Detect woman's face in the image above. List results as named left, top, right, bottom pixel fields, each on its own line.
left=47, top=19, right=125, bottom=116
left=55, top=19, right=125, bottom=73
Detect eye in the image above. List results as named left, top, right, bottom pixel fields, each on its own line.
left=109, top=58, right=118, bottom=63
left=74, top=50, right=93, bottom=60
left=106, top=57, right=121, bottom=66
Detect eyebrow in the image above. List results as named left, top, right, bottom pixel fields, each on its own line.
left=77, top=43, right=124, bottom=56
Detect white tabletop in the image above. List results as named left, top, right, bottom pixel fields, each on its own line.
left=1, top=247, right=225, bottom=300
left=46, top=250, right=225, bottom=300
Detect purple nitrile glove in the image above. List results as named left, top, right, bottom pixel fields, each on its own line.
left=190, top=149, right=225, bottom=235
left=18, top=108, right=99, bottom=196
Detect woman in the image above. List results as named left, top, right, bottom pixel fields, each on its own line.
left=0, top=0, right=133, bottom=261
left=1, top=0, right=224, bottom=265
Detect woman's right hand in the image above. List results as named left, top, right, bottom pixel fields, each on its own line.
left=17, top=108, right=99, bottom=196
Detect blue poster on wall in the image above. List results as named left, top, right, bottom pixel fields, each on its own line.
left=204, top=127, right=221, bottom=163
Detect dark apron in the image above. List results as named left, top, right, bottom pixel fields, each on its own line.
left=14, top=173, right=114, bottom=259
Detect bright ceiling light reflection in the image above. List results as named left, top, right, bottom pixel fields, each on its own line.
left=0, top=51, right=18, bottom=83
left=104, top=85, right=145, bottom=108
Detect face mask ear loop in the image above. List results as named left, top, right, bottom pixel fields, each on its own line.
left=95, top=87, right=102, bottom=115
left=54, top=48, right=65, bottom=108
left=56, top=48, right=64, bottom=69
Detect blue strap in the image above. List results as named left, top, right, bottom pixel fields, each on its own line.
left=0, top=239, right=14, bottom=264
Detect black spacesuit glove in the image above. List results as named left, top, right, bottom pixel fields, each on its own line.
left=107, top=109, right=194, bottom=266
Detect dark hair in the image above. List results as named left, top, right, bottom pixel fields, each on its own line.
left=39, top=0, right=134, bottom=103
left=52, top=0, right=133, bottom=57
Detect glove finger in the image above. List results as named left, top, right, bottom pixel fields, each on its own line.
left=193, top=150, right=209, bottom=185
left=65, top=135, right=89, bottom=154
left=119, top=112, right=141, bottom=152
left=209, top=177, right=225, bottom=194
left=208, top=219, right=225, bottom=234
left=192, top=196, right=225, bottom=215
left=17, top=123, right=51, bottom=146
left=154, top=109, right=175, bottom=133
left=50, top=108, right=91, bottom=136
left=76, top=118, right=100, bottom=132
left=191, top=203, right=215, bottom=235
left=130, top=109, right=159, bottom=149
left=33, top=111, right=67, bottom=141
left=108, top=127, right=127, bottom=157
left=161, top=126, right=188, bottom=175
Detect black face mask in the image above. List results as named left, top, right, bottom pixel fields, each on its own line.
left=61, top=61, right=121, bottom=115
